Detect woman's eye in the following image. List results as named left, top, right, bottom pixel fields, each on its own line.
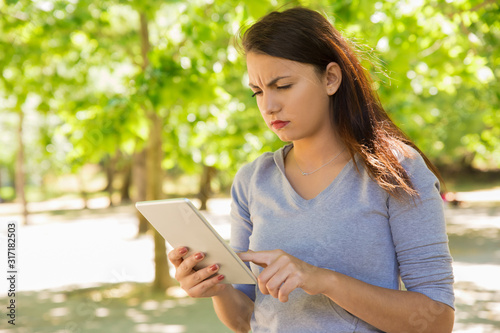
left=251, top=85, right=290, bottom=97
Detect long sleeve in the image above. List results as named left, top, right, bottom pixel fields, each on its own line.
left=388, top=151, right=455, bottom=309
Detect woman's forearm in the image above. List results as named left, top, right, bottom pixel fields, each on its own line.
left=212, top=286, right=254, bottom=333
left=320, top=269, right=454, bottom=333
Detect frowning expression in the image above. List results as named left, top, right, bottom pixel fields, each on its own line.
left=246, top=52, right=340, bottom=143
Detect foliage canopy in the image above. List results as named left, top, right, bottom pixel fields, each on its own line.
left=0, top=0, right=498, bottom=195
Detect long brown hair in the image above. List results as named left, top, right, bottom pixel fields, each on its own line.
left=241, top=7, right=443, bottom=198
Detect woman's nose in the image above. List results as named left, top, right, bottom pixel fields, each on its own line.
left=261, top=93, right=281, bottom=114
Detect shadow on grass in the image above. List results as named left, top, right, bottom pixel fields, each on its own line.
left=1, top=282, right=232, bottom=333
left=453, top=280, right=500, bottom=333
left=446, top=205, right=500, bottom=265
left=448, top=228, right=500, bottom=265
left=447, top=204, right=500, bottom=331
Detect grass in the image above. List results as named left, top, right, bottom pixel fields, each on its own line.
left=1, top=282, right=232, bottom=333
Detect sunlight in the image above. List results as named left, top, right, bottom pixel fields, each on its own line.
left=142, top=300, right=160, bottom=311
left=135, top=324, right=186, bottom=333
left=126, top=308, right=150, bottom=323
left=454, top=263, right=500, bottom=292
left=376, top=36, right=390, bottom=53
left=169, top=23, right=184, bottom=44
left=49, top=307, right=69, bottom=317
left=454, top=324, right=499, bottom=333
left=477, top=66, right=494, bottom=84
left=51, top=293, right=66, bottom=303
left=370, top=11, right=387, bottom=24
left=161, top=300, right=178, bottom=309
left=37, top=291, right=51, bottom=301
left=397, top=0, right=424, bottom=15
left=95, top=307, right=110, bottom=318
left=213, top=62, right=223, bottom=73
left=34, top=0, right=54, bottom=12
left=167, top=286, right=188, bottom=299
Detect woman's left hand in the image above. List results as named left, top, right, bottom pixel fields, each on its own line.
left=238, top=250, right=329, bottom=302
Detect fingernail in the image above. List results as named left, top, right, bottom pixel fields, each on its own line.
left=209, top=264, right=219, bottom=272
left=179, top=247, right=188, bottom=255
left=194, top=252, right=204, bottom=260
left=217, top=275, right=225, bottom=281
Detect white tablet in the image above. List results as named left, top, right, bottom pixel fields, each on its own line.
left=136, top=198, right=256, bottom=285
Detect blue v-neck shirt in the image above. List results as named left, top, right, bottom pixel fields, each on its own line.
left=230, top=144, right=454, bottom=333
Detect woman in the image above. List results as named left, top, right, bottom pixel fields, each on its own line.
left=168, top=7, right=454, bottom=333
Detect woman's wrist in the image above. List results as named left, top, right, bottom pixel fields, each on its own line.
left=212, top=285, right=254, bottom=332
left=211, top=283, right=233, bottom=299
left=316, top=267, right=340, bottom=298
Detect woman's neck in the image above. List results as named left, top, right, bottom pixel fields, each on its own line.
left=290, top=133, right=346, bottom=169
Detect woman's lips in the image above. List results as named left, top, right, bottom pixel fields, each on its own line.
left=271, top=120, right=289, bottom=129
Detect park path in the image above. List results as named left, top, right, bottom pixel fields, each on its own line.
left=0, top=194, right=499, bottom=332
left=0, top=198, right=232, bottom=293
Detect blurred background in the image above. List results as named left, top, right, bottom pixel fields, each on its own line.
left=0, top=0, right=499, bottom=332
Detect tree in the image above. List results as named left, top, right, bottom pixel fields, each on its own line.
left=0, top=1, right=51, bottom=223
left=306, top=0, right=500, bottom=170
left=15, top=108, right=28, bottom=224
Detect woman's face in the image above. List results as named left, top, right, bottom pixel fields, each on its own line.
left=246, top=52, right=340, bottom=143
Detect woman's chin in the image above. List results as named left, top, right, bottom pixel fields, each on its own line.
left=276, top=134, right=292, bottom=142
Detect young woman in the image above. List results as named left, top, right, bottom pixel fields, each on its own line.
left=168, top=7, right=455, bottom=333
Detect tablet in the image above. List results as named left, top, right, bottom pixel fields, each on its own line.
left=136, top=198, right=256, bottom=285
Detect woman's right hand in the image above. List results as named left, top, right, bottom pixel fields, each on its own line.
left=168, top=246, right=229, bottom=298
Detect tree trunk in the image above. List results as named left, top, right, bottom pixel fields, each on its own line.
left=140, top=11, right=172, bottom=291
left=8, top=166, right=15, bottom=201
left=78, top=172, right=88, bottom=209
left=15, top=109, right=28, bottom=225
left=105, top=155, right=116, bottom=207
left=120, top=157, right=132, bottom=203
left=152, top=222, right=170, bottom=291
left=145, top=117, right=162, bottom=202
left=0, top=166, right=3, bottom=203
left=133, top=149, right=149, bottom=234
left=199, top=165, right=216, bottom=211
left=133, top=8, right=150, bottom=236
left=40, top=173, right=47, bottom=201
left=147, top=111, right=171, bottom=291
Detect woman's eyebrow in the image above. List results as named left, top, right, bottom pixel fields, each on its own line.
left=248, top=76, right=291, bottom=88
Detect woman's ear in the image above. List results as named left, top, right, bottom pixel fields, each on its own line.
left=325, top=62, right=342, bottom=96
